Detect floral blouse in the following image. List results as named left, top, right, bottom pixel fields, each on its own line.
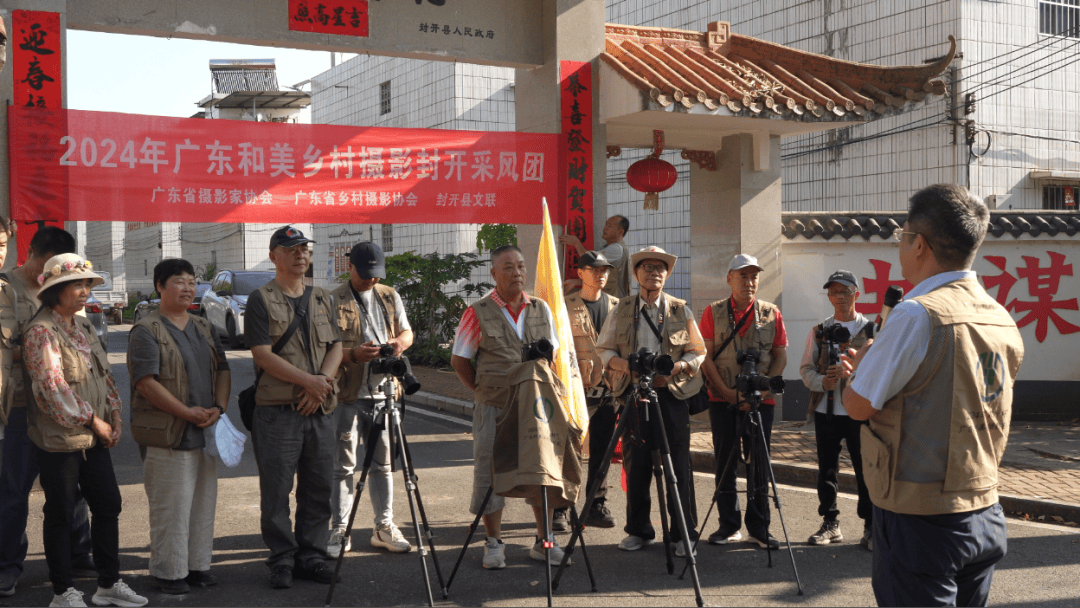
left=23, top=310, right=122, bottom=428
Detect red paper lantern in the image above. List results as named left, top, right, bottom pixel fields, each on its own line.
left=625, top=130, right=677, bottom=209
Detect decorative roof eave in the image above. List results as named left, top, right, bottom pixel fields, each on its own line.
left=781, top=211, right=1080, bottom=241
left=601, top=22, right=955, bottom=122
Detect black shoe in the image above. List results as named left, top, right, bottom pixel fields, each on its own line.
left=707, top=526, right=743, bottom=545
left=70, top=556, right=97, bottom=579
left=154, top=577, right=191, bottom=595
left=749, top=530, right=780, bottom=549
left=294, top=561, right=338, bottom=584
left=551, top=508, right=569, bottom=533
left=268, top=564, right=293, bottom=589
left=582, top=501, right=616, bottom=528
left=185, top=570, right=218, bottom=588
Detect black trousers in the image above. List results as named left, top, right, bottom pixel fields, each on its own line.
left=34, top=443, right=122, bottom=595
left=710, top=401, right=774, bottom=536
left=585, top=396, right=617, bottom=503
left=623, top=388, right=697, bottom=542
left=814, top=411, right=872, bottom=524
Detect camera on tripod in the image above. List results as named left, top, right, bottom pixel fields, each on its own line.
left=369, top=344, right=422, bottom=395
left=521, top=337, right=554, bottom=363
left=735, top=349, right=785, bottom=396
left=627, top=347, right=675, bottom=376
left=815, top=323, right=851, bottom=345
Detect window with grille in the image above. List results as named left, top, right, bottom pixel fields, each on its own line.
left=1043, top=184, right=1078, bottom=209
left=1040, top=0, right=1080, bottom=37
left=380, top=81, right=391, bottom=115
left=381, top=224, right=393, bottom=252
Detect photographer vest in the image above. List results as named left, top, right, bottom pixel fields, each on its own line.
left=472, top=294, right=553, bottom=409
left=602, top=237, right=633, bottom=299
left=807, top=314, right=871, bottom=412
left=710, top=298, right=779, bottom=396
left=129, top=311, right=226, bottom=449
left=332, top=282, right=402, bottom=403
left=25, top=311, right=112, bottom=452
left=861, top=278, right=1024, bottom=516
left=254, top=282, right=339, bottom=413
left=608, top=293, right=703, bottom=400
left=0, top=271, right=40, bottom=420
left=565, top=291, right=617, bottom=390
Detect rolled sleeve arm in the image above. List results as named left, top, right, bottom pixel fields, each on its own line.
left=799, top=329, right=826, bottom=392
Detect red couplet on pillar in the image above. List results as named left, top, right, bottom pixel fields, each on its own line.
left=560, top=61, right=593, bottom=280
left=288, top=0, right=369, bottom=37
left=12, top=10, right=65, bottom=264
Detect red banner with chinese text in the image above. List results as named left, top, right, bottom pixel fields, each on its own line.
left=560, top=61, right=593, bottom=279
left=288, top=0, right=369, bottom=37
left=8, top=107, right=562, bottom=226
left=12, top=10, right=65, bottom=264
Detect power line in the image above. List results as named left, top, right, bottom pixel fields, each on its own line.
left=979, top=49, right=1080, bottom=102
left=963, top=34, right=1080, bottom=98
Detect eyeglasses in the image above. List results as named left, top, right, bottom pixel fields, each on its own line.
left=639, top=264, right=668, bottom=275
left=893, top=230, right=919, bottom=242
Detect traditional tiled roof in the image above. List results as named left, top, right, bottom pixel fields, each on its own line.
left=782, top=212, right=1080, bottom=240
left=602, top=22, right=954, bottom=119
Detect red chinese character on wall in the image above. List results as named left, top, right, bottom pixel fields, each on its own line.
left=983, top=252, right=1080, bottom=343
left=855, top=259, right=914, bottom=316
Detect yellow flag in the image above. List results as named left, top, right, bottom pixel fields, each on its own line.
left=534, top=198, right=589, bottom=434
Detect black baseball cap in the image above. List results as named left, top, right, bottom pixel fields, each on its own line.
left=577, top=251, right=615, bottom=269
left=349, top=241, right=386, bottom=279
left=269, top=225, right=315, bottom=250
left=823, top=270, right=858, bottom=290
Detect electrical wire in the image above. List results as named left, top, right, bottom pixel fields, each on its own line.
left=958, top=19, right=1080, bottom=85
left=977, top=50, right=1080, bottom=102
left=781, top=118, right=948, bottom=161
left=963, top=34, right=1080, bottom=98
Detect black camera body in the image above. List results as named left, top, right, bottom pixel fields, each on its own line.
left=735, top=348, right=785, bottom=397
left=521, top=337, right=554, bottom=363
left=627, top=347, right=675, bottom=376
left=369, top=346, right=422, bottom=396
left=815, top=323, right=851, bottom=345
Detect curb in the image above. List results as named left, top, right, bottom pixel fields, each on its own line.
left=410, top=391, right=1080, bottom=526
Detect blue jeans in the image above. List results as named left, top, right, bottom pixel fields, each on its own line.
left=0, top=407, right=91, bottom=587
left=873, top=503, right=1007, bottom=607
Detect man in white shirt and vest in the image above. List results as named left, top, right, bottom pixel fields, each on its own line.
left=560, top=215, right=633, bottom=298
left=841, top=184, right=1024, bottom=607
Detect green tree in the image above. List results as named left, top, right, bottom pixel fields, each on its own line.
left=476, top=224, right=517, bottom=252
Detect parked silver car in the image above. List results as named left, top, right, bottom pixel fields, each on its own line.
left=200, top=270, right=275, bottom=348
left=82, top=293, right=108, bottom=343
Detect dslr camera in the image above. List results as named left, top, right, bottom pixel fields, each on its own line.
left=627, top=347, right=675, bottom=376
left=369, top=344, right=422, bottom=395
left=815, top=323, right=851, bottom=345
left=521, top=337, right=554, bottom=363
left=735, top=348, right=785, bottom=397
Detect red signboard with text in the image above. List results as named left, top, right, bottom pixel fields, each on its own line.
left=288, top=0, right=369, bottom=37
left=9, top=107, right=562, bottom=226
left=560, top=61, right=593, bottom=279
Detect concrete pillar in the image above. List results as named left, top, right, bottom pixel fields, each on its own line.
left=689, top=133, right=783, bottom=317
left=514, top=0, right=606, bottom=279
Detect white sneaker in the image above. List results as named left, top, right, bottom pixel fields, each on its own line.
left=50, top=588, right=86, bottom=607
left=675, top=540, right=697, bottom=558
left=371, top=523, right=413, bottom=553
left=482, top=537, right=506, bottom=570
left=328, top=529, right=351, bottom=559
left=529, top=538, right=572, bottom=566
left=91, top=579, right=147, bottom=607
left=617, top=535, right=656, bottom=551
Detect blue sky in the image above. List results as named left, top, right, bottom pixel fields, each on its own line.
left=67, top=30, right=350, bottom=119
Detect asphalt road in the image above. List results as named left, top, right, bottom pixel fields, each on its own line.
left=9, top=325, right=1080, bottom=607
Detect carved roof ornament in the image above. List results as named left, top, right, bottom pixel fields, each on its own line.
left=601, top=21, right=955, bottom=120
left=606, top=146, right=622, bottom=159
left=681, top=150, right=717, bottom=172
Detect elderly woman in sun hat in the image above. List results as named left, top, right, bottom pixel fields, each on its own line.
left=22, top=254, right=147, bottom=608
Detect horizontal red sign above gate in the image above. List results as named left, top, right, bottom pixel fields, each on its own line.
left=8, top=107, right=562, bottom=225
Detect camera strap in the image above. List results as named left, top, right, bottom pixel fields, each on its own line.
left=635, top=295, right=665, bottom=344
left=350, top=284, right=392, bottom=344
left=716, top=299, right=753, bottom=359
left=254, top=286, right=312, bottom=386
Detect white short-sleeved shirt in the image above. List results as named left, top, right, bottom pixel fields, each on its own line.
left=850, top=270, right=976, bottom=410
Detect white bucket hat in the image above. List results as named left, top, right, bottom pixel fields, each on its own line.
left=38, top=254, right=103, bottom=293
left=630, top=246, right=678, bottom=275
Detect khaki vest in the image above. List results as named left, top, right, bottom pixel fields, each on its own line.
left=565, top=291, right=618, bottom=389
left=608, top=293, right=703, bottom=400
left=254, top=282, right=339, bottom=413
left=332, top=282, right=402, bottom=403
left=472, top=294, right=554, bottom=409
left=806, top=315, right=871, bottom=412
left=129, top=312, right=225, bottom=449
left=602, top=237, right=632, bottom=299
left=25, top=311, right=112, bottom=452
left=860, top=278, right=1024, bottom=515
left=0, top=271, right=40, bottom=420
left=710, top=298, right=779, bottom=397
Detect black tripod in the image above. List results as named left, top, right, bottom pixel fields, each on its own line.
left=552, top=373, right=705, bottom=607
left=682, top=390, right=804, bottom=594
left=324, top=389, right=447, bottom=607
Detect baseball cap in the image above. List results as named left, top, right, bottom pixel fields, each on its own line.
left=823, top=270, right=858, bottom=290
left=577, top=251, right=615, bottom=269
left=728, top=253, right=764, bottom=272
left=349, top=241, right=386, bottom=279
left=269, top=226, right=314, bottom=250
